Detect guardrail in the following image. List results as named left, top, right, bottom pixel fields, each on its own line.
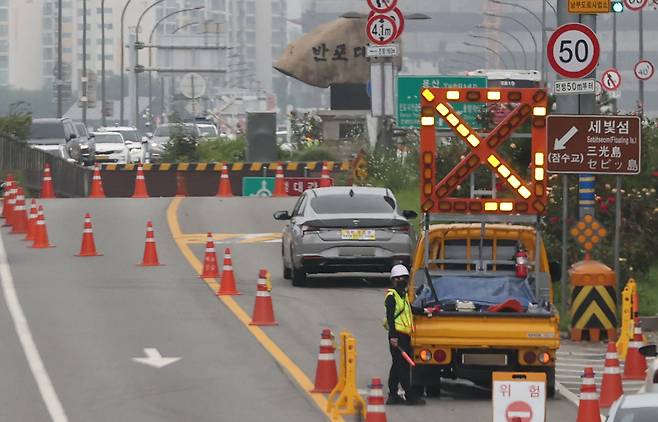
left=0, top=134, right=92, bottom=197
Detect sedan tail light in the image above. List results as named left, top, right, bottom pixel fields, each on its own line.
left=301, top=225, right=320, bottom=236
left=386, top=224, right=410, bottom=233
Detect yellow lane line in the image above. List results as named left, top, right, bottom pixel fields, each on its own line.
left=176, top=233, right=282, bottom=245
left=166, top=197, right=340, bottom=422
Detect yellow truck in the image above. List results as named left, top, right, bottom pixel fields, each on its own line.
left=408, top=215, right=561, bottom=397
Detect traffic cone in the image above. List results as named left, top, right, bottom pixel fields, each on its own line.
left=217, top=247, right=241, bottom=295
left=600, top=341, right=624, bottom=407
left=40, top=163, right=56, bottom=198
left=2, top=180, right=16, bottom=227
left=24, top=199, right=38, bottom=241
left=138, top=220, right=162, bottom=266
left=319, top=162, right=332, bottom=188
left=577, top=367, right=601, bottom=422
left=76, top=213, right=102, bottom=256
left=132, top=163, right=149, bottom=198
left=175, top=172, right=187, bottom=197
left=249, top=269, right=277, bottom=325
left=273, top=164, right=286, bottom=197
left=199, top=233, right=220, bottom=279
left=623, top=318, right=647, bottom=380
left=89, top=163, right=105, bottom=198
left=1, top=174, right=14, bottom=219
left=311, top=328, right=338, bottom=393
left=216, top=163, right=233, bottom=197
left=10, top=186, right=28, bottom=234
left=365, top=378, right=387, bottom=422
left=31, top=205, right=53, bottom=248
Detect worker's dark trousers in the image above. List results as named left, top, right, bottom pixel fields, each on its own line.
left=388, top=332, right=415, bottom=399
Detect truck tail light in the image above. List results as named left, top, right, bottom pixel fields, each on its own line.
left=418, top=349, right=432, bottom=362
left=538, top=352, right=551, bottom=364
left=523, top=351, right=537, bottom=364
left=433, top=349, right=447, bottom=363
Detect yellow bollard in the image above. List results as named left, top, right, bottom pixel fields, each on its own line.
left=617, top=283, right=633, bottom=360
left=326, top=331, right=366, bottom=419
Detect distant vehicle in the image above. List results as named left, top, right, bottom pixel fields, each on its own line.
left=27, top=118, right=82, bottom=163
left=150, top=123, right=201, bottom=161
left=90, top=132, right=130, bottom=164
left=274, top=186, right=417, bottom=286
left=607, top=392, right=658, bottom=422
left=95, top=126, right=147, bottom=163
left=197, top=123, right=219, bottom=139
left=74, top=122, right=96, bottom=166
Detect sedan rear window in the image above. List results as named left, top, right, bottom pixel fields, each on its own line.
left=613, top=408, right=658, bottom=422
left=310, top=194, right=395, bottom=214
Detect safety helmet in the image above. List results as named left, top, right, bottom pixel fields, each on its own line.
left=390, top=264, right=410, bottom=279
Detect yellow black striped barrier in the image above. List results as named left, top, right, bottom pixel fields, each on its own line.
left=569, top=260, right=617, bottom=342
left=100, top=161, right=353, bottom=172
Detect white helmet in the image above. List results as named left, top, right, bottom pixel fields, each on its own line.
left=390, top=264, right=410, bottom=279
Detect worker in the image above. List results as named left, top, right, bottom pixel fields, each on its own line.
left=385, top=264, right=426, bottom=406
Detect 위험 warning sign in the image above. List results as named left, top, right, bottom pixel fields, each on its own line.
left=492, top=372, right=546, bottom=422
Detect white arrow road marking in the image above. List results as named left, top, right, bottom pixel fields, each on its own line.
left=554, top=126, right=579, bottom=150
left=132, top=348, right=181, bottom=369
left=0, top=233, right=68, bottom=421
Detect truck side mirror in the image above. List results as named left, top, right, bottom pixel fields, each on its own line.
left=548, top=261, right=562, bottom=283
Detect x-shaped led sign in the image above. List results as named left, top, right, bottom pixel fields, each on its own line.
left=419, top=88, right=548, bottom=215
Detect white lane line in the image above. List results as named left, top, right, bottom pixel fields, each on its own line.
left=0, top=233, right=68, bottom=422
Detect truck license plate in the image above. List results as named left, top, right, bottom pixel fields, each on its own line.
left=341, top=229, right=376, bottom=240
left=462, top=353, right=508, bottom=366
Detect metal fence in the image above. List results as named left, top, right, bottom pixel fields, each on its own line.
left=0, top=134, right=92, bottom=197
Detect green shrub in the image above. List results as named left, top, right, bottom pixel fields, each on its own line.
left=289, top=145, right=337, bottom=162
left=197, top=137, right=246, bottom=162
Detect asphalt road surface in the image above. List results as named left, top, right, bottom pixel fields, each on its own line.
left=0, top=197, right=579, bottom=421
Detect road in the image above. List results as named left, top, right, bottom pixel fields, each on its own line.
left=0, top=197, right=579, bottom=421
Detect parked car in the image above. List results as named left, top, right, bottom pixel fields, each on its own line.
left=607, top=392, right=658, bottom=421
left=197, top=123, right=218, bottom=139
left=27, top=118, right=82, bottom=163
left=274, top=186, right=417, bottom=286
left=74, top=122, right=96, bottom=165
left=150, top=123, right=201, bottom=161
left=95, top=126, right=147, bottom=163
left=90, top=132, right=130, bottom=164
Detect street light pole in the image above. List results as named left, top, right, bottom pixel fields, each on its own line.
left=463, top=41, right=509, bottom=69
left=82, top=0, right=87, bottom=125
left=476, top=24, right=528, bottom=69
left=120, top=0, right=135, bottom=126
left=484, top=12, right=538, bottom=71
left=101, top=0, right=107, bottom=125
left=57, top=0, right=62, bottom=117
left=469, top=33, right=518, bottom=69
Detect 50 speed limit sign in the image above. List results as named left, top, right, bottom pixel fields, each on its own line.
left=634, top=60, right=655, bottom=80
left=547, top=23, right=600, bottom=79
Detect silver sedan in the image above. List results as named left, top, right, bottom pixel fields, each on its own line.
left=274, top=186, right=417, bottom=286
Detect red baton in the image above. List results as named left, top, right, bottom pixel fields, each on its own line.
left=398, top=347, right=416, bottom=367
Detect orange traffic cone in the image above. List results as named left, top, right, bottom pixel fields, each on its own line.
left=273, top=164, right=286, bottom=197
left=31, top=205, right=53, bottom=248
left=623, top=318, right=647, bottom=380
left=10, top=186, right=28, bottom=235
left=319, top=162, right=332, bottom=188
left=175, top=172, right=187, bottom=197
left=76, top=213, right=102, bottom=256
left=217, top=247, right=241, bottom=295
left=577, top=367, right=601, bottom=422
left=89, top=163, right=105, bottom=198
left=132, top=163, right=149, bottom=198
left=216, top=163, right=233, bottom=197
left=600, top=341, right=624, bottom=407
left=139, top=220, right=162, bottom=266
left=24, top=199, right=38, bottom=241
left=40, top=163, right=56, bottom=198
left=311, top=328, right=338, bottom=393
left=249, top=269, right=277, bottom=325
left=366, top=378, right=387, bottom=422
left=1, top=174, right=13, bottom=220
left=199, top=233, right=220, bottom=279
left=2, top=181, right=16, bottom=227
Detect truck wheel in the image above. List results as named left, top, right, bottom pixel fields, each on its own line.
left=547, top=369, right=556, bottom=398
left=426, top=381, right=441, bottom=398
left=283, top=264, right=292, bottom=280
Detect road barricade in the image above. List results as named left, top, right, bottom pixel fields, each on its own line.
left=326, top=330, right=366, bottom=419
left=569, top=259, right=617, bottom=342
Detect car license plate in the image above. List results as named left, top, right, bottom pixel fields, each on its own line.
left=340, top=229, right=376, bottom=240
left=96, top=155, right=110, bottom=161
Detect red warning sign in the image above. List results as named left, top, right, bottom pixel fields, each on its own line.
left=505, top=401, right=533, bottom=422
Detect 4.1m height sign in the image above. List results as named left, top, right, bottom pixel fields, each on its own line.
left=547, top=23, right=600, bottom=79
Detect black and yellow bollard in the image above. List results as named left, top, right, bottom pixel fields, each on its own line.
left=569, top=260, right=617, bottom=342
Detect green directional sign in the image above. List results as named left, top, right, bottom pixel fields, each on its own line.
left=242, top=177, right=275, bottom=197
left=396, top=75, right=488, bottom=129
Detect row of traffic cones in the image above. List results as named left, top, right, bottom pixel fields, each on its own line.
left=1, top=175, right=53, bottom=248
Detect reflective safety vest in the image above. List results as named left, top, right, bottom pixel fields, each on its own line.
left=385, top=289, right=413, bottom=334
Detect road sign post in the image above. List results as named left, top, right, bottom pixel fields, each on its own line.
left=547, top=23, right=600, bottom=79
left=546, top=115, right=641, bottom=175
left=242, top=177, right=275, bottom=196
left=366, top=15, right=397, bottom=46
left=492, top=372, right=546, bottom=422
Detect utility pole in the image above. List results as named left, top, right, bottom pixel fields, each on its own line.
left=101, top=0, right=107, bottom=126
left=612, top=12, right=622, bottom=291
left=82, top=0, right=88, bottom=125
left=638, top=8, right=644, bottom=116
left=57, top=0, right=63, bottom=117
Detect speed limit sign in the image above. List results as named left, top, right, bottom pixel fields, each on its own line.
left=366, top=15, right=398, bottom=45
left=624, top=0, right=648, bottom=10
left=367, top=0, right=398, bottom=13
left=547, top=23, right=600, bottom=79
left=634, top=60, right=655, bottom=80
